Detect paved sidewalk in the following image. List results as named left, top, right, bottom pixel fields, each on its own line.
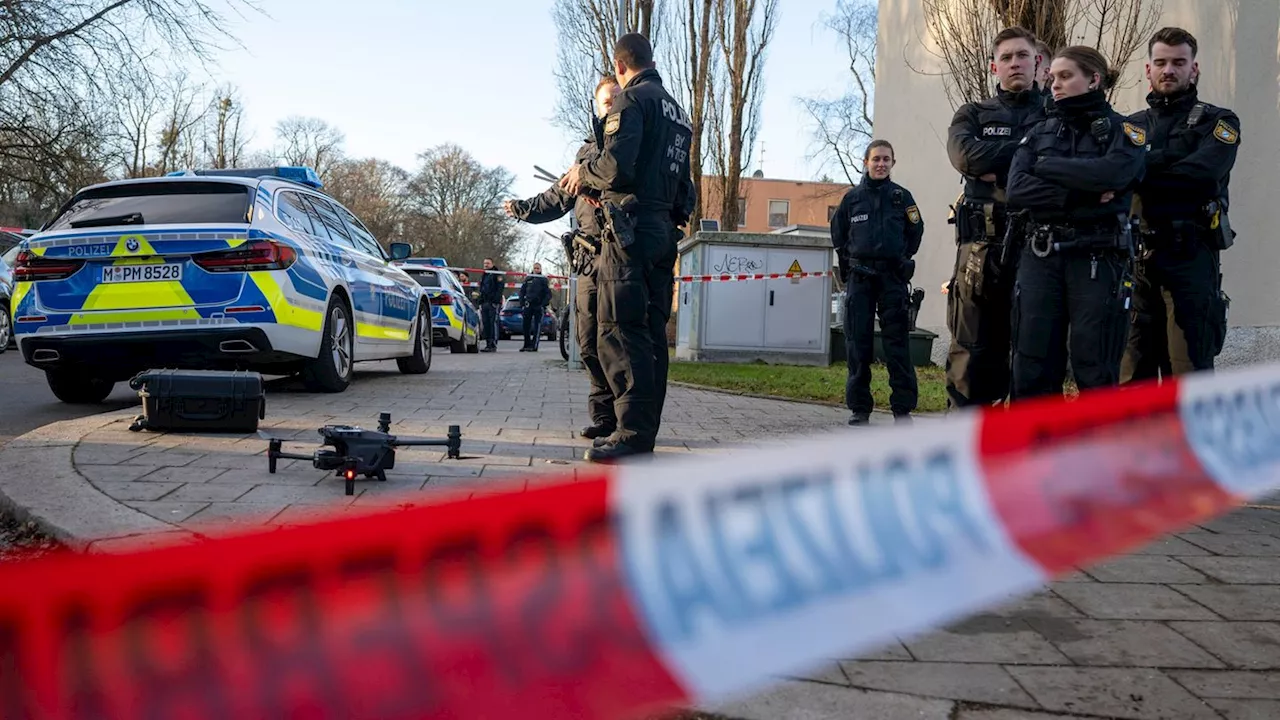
left=2, top=346, right=1278, bottom=719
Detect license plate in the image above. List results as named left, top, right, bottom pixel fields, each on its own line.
left=102, top=263, right=184, bottom=284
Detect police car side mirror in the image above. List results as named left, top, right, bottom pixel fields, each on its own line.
left=389, top=242, right=411, bottom=261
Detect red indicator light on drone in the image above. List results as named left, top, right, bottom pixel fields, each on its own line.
left=345, top=469, right=355, bottom=481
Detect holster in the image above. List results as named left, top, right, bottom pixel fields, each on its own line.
left=601, top=202, right=637, bottom=248
left=1206, top=199, right=1235, bottom=251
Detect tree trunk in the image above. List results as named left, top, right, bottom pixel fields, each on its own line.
left=718, top=0, right=750, bottom=231
left=687, top=0, right=713, bottom=228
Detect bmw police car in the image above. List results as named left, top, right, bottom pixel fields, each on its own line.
left=11, top=167, right=432, bottom=403
left=395, top=264, right=480, bottom=353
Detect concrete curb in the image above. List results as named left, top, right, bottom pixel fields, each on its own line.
left=0, top=408, right=198, bottom=553
left=667, top=380, right=947, bottom=417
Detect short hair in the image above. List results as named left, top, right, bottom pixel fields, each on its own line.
left=1036, top=40, right=1052, bottom=60
left=864, top=139, right=895, bottom=163
left=1055, top=46, right=1121, bottom=90
left=614, top=33, right=654, bottom=70
left=1149, top=27, right=1198, bottom=58
left=991, top=26, right=1038, bottom=59
left=595, top=75, right=619, bottom=93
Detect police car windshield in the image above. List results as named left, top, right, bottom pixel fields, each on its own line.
left=45, top=182, right=253, bottom=231
left=407, top=269, right=443, bottom=288
left=0, top=231, right=21, bottom=254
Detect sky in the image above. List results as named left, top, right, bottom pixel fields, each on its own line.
left=199, top=0, right=855, bottom=208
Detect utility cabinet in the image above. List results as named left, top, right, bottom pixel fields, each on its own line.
left=675, top=231, right=834, bottom=366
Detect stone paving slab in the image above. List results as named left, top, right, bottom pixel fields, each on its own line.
left=4, top=347, right=1280, bottom=718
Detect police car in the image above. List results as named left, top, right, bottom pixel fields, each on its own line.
left=11, top=167, right=432, bottom=403
left=395, top=264, right=481, bottom=353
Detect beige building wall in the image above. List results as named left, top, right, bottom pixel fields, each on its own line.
left=701, top=176, right=851, bottom=234
left=875, top=0, right=1280, bottom=362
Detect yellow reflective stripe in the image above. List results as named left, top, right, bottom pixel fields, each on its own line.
left=29, top=247, right=46, bottom=257
left=226, top=238, right=248, bottom=249
left=112, top=234, right=158, bottom=257
left=11, top=282, right=31, bottom=311
left=68, top=309, right=201, bottom=325
left=81, top=280, right=194, bottom=311
left=248, top=271, right=323, bottom=332
left=356, top=322, right=410, bottom=341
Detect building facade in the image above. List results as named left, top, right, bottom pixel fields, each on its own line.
left=700, top=176, right=850, bottom=234
left=875, top=0, right=1280, bottom=365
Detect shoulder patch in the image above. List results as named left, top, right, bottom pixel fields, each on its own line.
left=1122, top=121, right=1146, bottom=146
left=906, top=205, right=921, bottom=224
left=604, top=113, right=621, bottom=135
left=1213, top=119, right=1239, bottom=145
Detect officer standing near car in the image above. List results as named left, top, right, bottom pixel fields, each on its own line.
left=558, top=32, right=693, bottom=463
left=1006, top=45, right=1148, bottom=399
left=1121, top=27, right=1239, bottom=381
left=477, top=257, right=503, bottom=352
left=944, top=26, right=1048, bottom=409
left=517, top=263, right=551, bottom=351
left=505, top=75, right=623, bottom=438
left=833, top=140, right=923, bottom=426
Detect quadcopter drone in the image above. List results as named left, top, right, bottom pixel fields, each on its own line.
left=266, top=412, right=463, bottom=495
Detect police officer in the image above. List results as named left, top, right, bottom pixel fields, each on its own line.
left=517, top=263, right=551, bottom=351
left=832, top=139, right=923, bottom=425
left=477, top=257, right=502, bottom=352
left=1122, top=27, right=1239, bottom=381
left=505, top=75, right=622, bottom=438
left=944, top=26, right=1048, bottom=409
left=1006, top=46, right=1148, bottom=399
left=559, top=33, right=693, bottom=463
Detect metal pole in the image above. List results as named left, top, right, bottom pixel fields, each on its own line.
left=567, top=275, right=581, bottom=370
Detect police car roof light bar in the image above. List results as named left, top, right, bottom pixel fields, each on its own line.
left=165, top=166, right=324, bottom=190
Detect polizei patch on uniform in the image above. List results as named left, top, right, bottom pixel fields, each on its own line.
left=982, top=126, right=1012, bottom=137
left=1122, top=122, right=1146, bottom=146
left=604, top=113, right=621, bottom=135
left=852, top=213, right=869, bottom=223
left=907, top=206, right=921, bottom=224
left=1214, top=119, right=1239, bottom=145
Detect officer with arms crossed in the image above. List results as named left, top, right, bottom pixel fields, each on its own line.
left=832, top=140, right=923, bottom=426
left=517, top=263, right=551, bottom=352
left=505, top=75, right=623, bottom=438
left=944, top=26, right=1048, bottom=409
left=1121, top=27, right=1239, bottom=382
left=559, top=33, right=694, bottom=463
left=1006, top=46, right=1147, bottom=400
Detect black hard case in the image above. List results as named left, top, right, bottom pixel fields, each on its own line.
left=129, top=369, right=266, bottom=433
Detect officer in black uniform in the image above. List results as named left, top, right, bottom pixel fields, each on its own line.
left=559, top=33, right=694, bottom=463
left=505, top=76, right=622, bottom=438
left=477, top=258, right=503, bottom=352
left=833, top=140, right=923, bottom=425
left=1122, top=27, right=1239, bottom=381
left=1006, top=45, right=1147, bottom=399
left=944, top=26, right=1048, bottom=410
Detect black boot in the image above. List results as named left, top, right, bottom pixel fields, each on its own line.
left=894, top=412, right=913, bottom=425
left=584, top=442, right=651, bottom=463
left=580, top=425, right=615, bottom=439
left=848, top=412, right=871, bottom=426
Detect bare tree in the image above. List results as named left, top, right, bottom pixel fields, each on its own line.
left=402, top=144, right=523, bottom=269
left=550, top=0, right=665, bottom=137
left=664, top=0, right=718, bottom=226
left=274, top=116, right=345, bottom=178
left=203, top=85, right=249, bottom=169
left=154, top=72, right=207, bottom=174
left=919, top=0, right=1161, bottom=109
left=112, top=65, right=165, bottom=178
left=799, top=0, right=877, bottom=185
left=324, top=158, right=411, bottom=247
left=711, top=0, right=779, bottom=230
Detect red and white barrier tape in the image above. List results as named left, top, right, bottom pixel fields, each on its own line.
left=461, top=282, right=569, bottom=290
left=0, top=226, right=35, bottom=235
left=0, top=364, right=1275, bottom=719
left=675, top=271, right=831, bottom=283
left=445, top=267, right=569, bottom=280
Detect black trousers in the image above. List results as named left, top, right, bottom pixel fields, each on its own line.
left=522, top=304, right=546, bottom=349
left=844, top=263, right=918, bottom=415
left=648, top=232, right=678, bottom=431
left=1121, top=234, right=1224, bottom=379
left=481, top=302, right=499, bottom=348
left=575, top=268, right=615, bottom=429
left=596, top=213, right=671, bottom=450
left=1011, top=247, right=1130, bottom=400
left=946, top=240, right=1015, bottom=408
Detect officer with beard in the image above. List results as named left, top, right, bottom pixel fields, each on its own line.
left=944, top=26, right=1048, bottom=409
left=1121, top=27, right=1240, bottom=382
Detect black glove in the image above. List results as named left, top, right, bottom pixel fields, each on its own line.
left=900, top=258, right=916, bottom=281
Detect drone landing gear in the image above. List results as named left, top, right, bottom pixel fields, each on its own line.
left=267, top=412, right=463, bottom=496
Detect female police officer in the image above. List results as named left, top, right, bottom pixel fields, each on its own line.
left=1006, top=46, right=1147, bottom=400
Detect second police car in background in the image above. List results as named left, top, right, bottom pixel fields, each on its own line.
left=395, top=263, right=481, bottom=353
left=10, top=167, right=433, bottom=403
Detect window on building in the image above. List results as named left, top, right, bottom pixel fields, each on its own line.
left=827, top=205, right=839, bottom=222
left=768, top=199, right=790, bottom=228
left=737, top=197, right=746, bottom=227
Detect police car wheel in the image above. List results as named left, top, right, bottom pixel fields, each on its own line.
left=46, top=368, right=114, bottom=404
left=303, top=298, right=354, bottom=393
left=397, top=305, right=432, bottom=375
left=466, top=326, right=480, bottom=353
left=0, top=301, right=10, bottom=354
